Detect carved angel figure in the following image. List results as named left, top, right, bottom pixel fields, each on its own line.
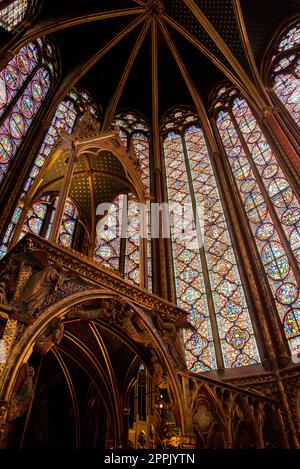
left=34, top=319, right=64, bottom=355
left=152, top=312, right=193, bottom=368
left=117, top=306, right=149, bottom=346
left=150, top=354, right=169, bottom=389
left=11, top=266, right=73, bottom=323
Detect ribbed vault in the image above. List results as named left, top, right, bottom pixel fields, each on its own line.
left=1, top=0, right=299, bottom=130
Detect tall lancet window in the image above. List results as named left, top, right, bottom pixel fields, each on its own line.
left=0, top=88, right=98, bottom=258
left=111, top=111, right=152, bottom=290
left=213, top=86, right=300, bottom=354
left=94, top=194, right=124, bottom=272
left=125, top=192, right=141, bottom=286
left=58, top=199, right=79, bottom=248
left=0, top=0, right=28, bottom=31
left=162, top=109, right=260, bottom=372
left=0, top=39, right=54, bottom=186
left=20, top=195, right=79, bottom=248
left=21, top=195, right=51, bottom=238
left=268, top=22, right=300, bottom=127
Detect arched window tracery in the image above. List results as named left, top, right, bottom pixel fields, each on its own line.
left=20, top=194, right=52, bottom=238
left=0, top=88, right=99, bottom=257
left=162, top=108, right=260, bottom=372
left=20, top=194, right=79, bottom=248
left=0, top=0, right=28, bottom=31
left=0, top=39, right=54, bottom=186
left=267, top=21, right=300, bottom=127
left=212, top=85, right=300, bottom=354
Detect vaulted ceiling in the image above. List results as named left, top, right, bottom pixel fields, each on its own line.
left=1, top=0, right=299, bottom=122
left=36, top=149, right=128, bottom=223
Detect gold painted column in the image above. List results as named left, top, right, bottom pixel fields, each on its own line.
left=151, top=17, right=169, bottom=299
left=49, top=139, right=77, bottom=243
left=8, top=200, right=31, bottom=248
left=122, top=407, right=130, bottom=449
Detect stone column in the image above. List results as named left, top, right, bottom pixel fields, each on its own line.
left=49, top=140, right=77, bottom=243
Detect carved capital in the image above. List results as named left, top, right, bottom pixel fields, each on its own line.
left=261, top=106, right=280, bottom=118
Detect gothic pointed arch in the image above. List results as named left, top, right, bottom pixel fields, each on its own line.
left=0, top=87, right=100, bottom=257
left=0, top=37, right=57, bottom=188
left=263, top=18, right=300, bottom=130
left=20, top=194, right=80, bottom=249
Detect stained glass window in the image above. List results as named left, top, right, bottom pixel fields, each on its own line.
left=0, top=39, right=55, bottom=257
left=0, top=39, right=52, bottom=185
left=214, top=86, right=300, bottom=354
left=0, top=66, right=50, bottom=184
left=19, top=195, right=78, bottom=249
left=58, top=199, right=78, bottom=248
left=110, top=111, right=152, bottom=289
left=69, top=88, right=100, bottom=120
left=0, top=43, right=39, bottom=118
left=20, top=195, right=51, bottom=239
left=94, top=191, right=149, bottom=287
left=131, top=133, right=151, bottom=289
left=94, top=194, right=124, bottom=272
left=162, top=109, right=260, bottom=372
left=125, top=193, right=141, bottom=286
left=0, top=0, right=28, bottom=31
left=270, top=22, right=300, bottom=127
left=23, top=99, right=77, bottom=193
left=164, top=130, right=216, bottom=372
left=0, top=89, right=97, bottom=257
